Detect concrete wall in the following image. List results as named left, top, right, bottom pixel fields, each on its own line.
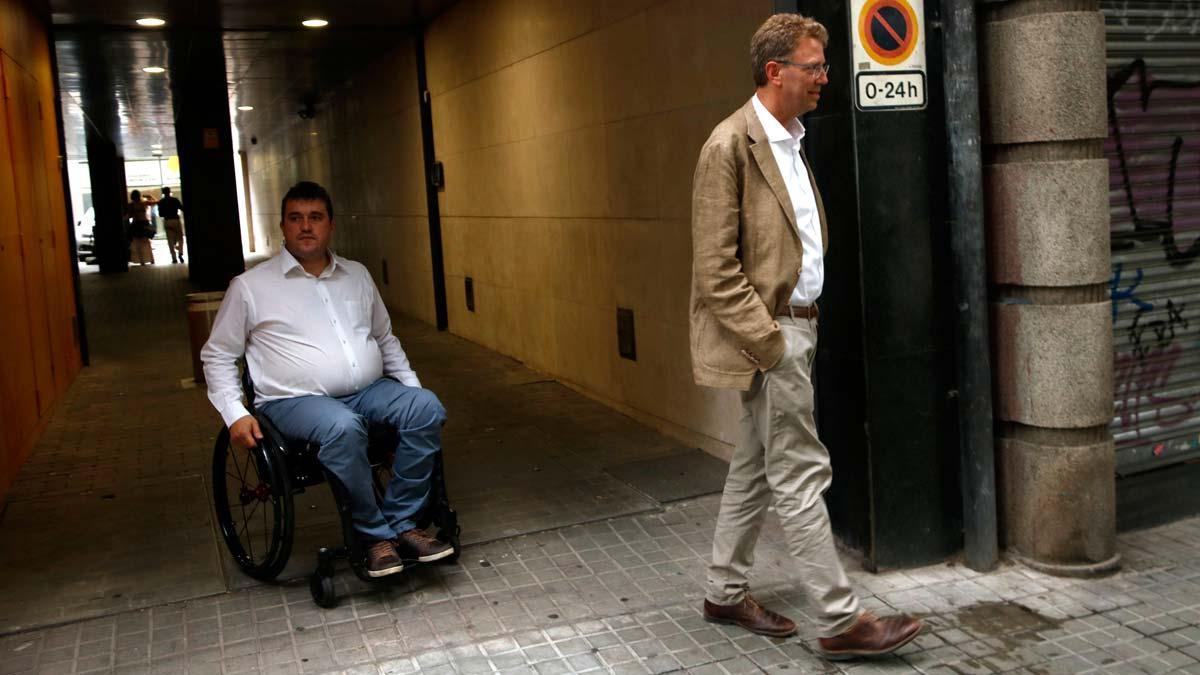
left=245, top=0, right=774, bottom=454
left=244, top=42, right=436, bottom=325
left=0, top=0, right=82, bottom=498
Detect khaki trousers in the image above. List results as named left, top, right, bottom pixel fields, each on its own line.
left=164, top=218, right=185, bottom=261
left=706, top=315, right=860, bottom=637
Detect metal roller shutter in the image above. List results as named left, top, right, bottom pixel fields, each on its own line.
left=1103, top=1, right=1200, bottom=474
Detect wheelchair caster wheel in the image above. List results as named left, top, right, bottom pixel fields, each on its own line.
left=309, top=572, right=337, bottom=608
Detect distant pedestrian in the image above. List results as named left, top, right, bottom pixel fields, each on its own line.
left=157, top=186, right=185, bottom=264
left=689, top=13, right=922, bottom=660
left=126, top=190, right=155, bottom=266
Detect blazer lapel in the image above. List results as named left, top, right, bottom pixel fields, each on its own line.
left=744, top=102, right=799, bottom=238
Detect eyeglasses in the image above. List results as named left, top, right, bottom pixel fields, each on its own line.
left=774, top=60, right=831, bottom=77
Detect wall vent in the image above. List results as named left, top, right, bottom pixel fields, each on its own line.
left=617, top=308, right=636, bottom=361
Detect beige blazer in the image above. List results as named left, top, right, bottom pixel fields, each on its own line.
left=689, top=97, right=829, bottom=390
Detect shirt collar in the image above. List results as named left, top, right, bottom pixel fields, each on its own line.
left=279, top=246, right=341, bottom=279
left=751, top=93, right=806, bottom=145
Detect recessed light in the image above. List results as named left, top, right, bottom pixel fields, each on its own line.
left=237, top=105, right=254, bottom=111
left=301, top=18, right=329, bottom=28
left=136, top=17, right=166, bottom=27
left=142, top=66, right=165, bottom=74
left=151, top=150, right=163, bottom=156
left=309, top=131, right=319, bottom=136
left=151, top=144, right=163, bottom=149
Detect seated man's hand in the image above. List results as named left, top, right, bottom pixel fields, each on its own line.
left=229, top=415, right=263, bottom=449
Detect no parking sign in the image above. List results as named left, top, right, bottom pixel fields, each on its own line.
left=851, top=0, right=927, bottom=111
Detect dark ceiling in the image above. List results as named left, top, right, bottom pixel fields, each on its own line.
left=51, top=1, right=455, bottom=160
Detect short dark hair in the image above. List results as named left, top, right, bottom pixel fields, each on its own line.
left=162, top=186, right=171, bottom=195
left=280, top=181, right=334, bottom=220
left=130, top=189, right=141, bottom=202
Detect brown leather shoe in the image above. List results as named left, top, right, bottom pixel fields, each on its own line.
left=364, top=539, right=404, bottom=578
left=817, top=611, right=923, bottom=660
left=394, top=528, right=455, bottom=563
left=703, top=595, right=797, bottom=638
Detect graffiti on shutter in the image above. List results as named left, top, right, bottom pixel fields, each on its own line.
left=1103, top=0, right=1200, bottom=474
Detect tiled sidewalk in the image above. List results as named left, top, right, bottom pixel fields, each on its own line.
left=3, top=499, right=1199, bottom=674
left=4, top=259, right=1200, bottom=673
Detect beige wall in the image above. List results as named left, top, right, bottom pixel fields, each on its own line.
left=429, top=0, right=770, bottom=449
left=244, top=41, right=436, bottom=325
left=0, top=0, right=82, bottom=499
left=244, top=0, right=774, bottom=452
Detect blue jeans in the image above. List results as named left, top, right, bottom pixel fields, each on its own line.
left=259, top=378, right=446, bottom=541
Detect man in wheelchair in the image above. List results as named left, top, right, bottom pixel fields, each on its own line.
left=200, top=180, right=453, bottom=578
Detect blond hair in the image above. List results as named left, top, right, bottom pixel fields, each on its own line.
left=750, top=14, right=829, bottom=86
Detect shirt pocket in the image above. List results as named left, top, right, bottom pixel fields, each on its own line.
left=342, top=299, right=372, bottom=335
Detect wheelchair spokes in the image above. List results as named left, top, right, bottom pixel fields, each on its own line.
left=212, top=427, right=294, bottom=581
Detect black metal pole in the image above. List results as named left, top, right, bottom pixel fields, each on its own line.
left=414, top=31, right=449, bottom=332
left=944, top=0, right=998, bottom=571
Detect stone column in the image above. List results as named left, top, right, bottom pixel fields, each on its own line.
left=981, top=0, right=1118, bottom=575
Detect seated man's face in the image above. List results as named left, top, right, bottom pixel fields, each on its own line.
left=281, top=199, right=333, bottom=262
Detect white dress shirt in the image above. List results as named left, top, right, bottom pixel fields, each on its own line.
left=751, top=93, right=824, bottom=306
left=201, top=247, right=421, bottom=428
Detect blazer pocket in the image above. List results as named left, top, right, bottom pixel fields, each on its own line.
left=697, top=312, right=757, bottom=376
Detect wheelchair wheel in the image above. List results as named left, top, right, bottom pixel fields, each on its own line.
left=212, top=427, right=294, bottom=581
left=309, top=570, right=337, bottom=608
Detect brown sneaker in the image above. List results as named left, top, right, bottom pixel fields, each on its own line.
left=703, top=595, right=797, bottom=638
left=817, top=611, right=923, bottom=660
left=364, top=539, right=404, bottom=578
left=395, top=528, right=454, bottom=563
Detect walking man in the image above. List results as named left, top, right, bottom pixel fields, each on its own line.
left=157, top=186, right=185, bottom=264
left=690, top=14, right=923, bottom=659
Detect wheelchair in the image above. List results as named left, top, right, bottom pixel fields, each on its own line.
left=211, top=369, right=461, bottom=607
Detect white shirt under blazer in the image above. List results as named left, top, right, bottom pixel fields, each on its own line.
left=201, top=247, right=421, bottom=428
left=750, top=92, right=824, bottom=307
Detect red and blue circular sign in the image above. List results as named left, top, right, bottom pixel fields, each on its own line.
left=858, top=0, right=919, bottom=66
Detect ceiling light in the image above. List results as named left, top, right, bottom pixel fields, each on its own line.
left=237, top=105, right=254, bottom=111
left=136, top=17, right=166, bottom=27
left=151, top=150, right=163, bottom=156
left=142, top=66, right=165, bottom=74
left=309, top=131, right=319, bottom=136
left=301, top=18, right=329, bottom=28
left=151, top=144, right=163, bottom=149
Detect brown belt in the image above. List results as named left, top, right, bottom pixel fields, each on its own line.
left=778, top=304, right=819, bottom=320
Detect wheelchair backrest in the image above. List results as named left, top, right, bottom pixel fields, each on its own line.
left=240, top=359, right=257, bottom=411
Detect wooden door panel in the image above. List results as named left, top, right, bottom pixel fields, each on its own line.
left=19, top=64, right=72, bottom=398
left=0, top=58, right=38, bottom=478
left=2, top=53, right=54, bottom=416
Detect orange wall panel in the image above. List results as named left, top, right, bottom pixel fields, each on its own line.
left=0, top=0, right=82, bottom=499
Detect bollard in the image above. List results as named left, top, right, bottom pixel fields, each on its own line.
left=186, top=291, right=225, bottom=383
